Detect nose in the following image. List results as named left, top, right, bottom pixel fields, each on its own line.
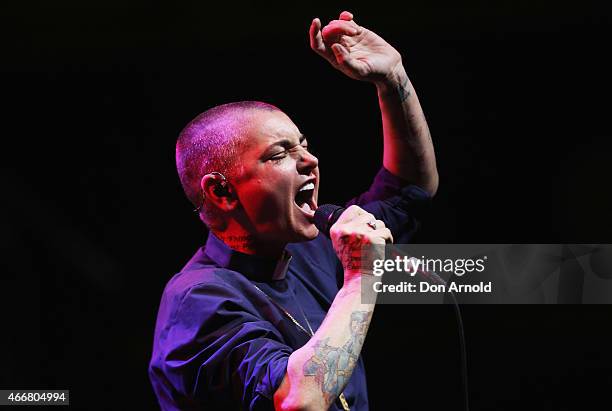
left=297, top=146, right=319, bottom=173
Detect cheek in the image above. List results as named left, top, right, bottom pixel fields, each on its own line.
left=241, top=178, right=293, bottom=224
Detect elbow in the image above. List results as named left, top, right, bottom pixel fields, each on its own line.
left=419, top=153, right=439, bottom=197
left=274, top=353, right=326, bottom=411
left=390, top=160, right=439, bottom=197
left=418, top=163, right=439, bottom=197
left=273, top=376, right=320, bottom=411
left=426, top=171, right=439, bottom=197
left=413, top=171, right=438, bottom=198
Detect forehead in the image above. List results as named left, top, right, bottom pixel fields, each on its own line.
left=243, top=110, right=301, bottom=149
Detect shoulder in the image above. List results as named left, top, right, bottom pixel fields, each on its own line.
left=163, top=265, right=257, bottom=314
left=153, top=253, right=262, bottom=340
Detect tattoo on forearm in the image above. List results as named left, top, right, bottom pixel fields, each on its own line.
left=398, top=75, right=411, bottom=102
left=303, top=311, right=373, bottom=403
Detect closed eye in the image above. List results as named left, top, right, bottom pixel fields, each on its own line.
left=264, top=136, right=309, bottom=161
left=268, top=151, right=287, bottom=161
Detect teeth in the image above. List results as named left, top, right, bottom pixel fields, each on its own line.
left=299, top=182, right=315, bottom=192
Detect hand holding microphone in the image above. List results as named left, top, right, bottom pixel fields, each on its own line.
left=316, top=204, right=392, bottom=282
left=315, top=203, right=446, bottom=286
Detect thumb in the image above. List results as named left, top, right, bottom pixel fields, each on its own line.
left=331, top=43, right=350, bottom=65
left=331, top=43, right=364, bottom=74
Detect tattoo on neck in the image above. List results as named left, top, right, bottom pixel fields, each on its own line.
left=303, top=310, right=373, bottom=403
left=218, top=234, right=255, bottom=251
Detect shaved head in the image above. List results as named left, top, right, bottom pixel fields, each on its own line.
left=176, top=101, right=281, bottom=225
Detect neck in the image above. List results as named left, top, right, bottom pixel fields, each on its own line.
left=214, top=229, right=286, bottom=259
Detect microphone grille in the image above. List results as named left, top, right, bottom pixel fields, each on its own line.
left=313, top=204, right=344, bottom=236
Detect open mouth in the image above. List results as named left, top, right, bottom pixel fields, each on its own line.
left=294, top=181, right=317, bottom=217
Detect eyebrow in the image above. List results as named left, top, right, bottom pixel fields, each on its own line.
left=264, top=134, right=307, bottom=151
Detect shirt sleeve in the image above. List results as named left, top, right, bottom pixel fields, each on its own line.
left=159, top=280, right=292, bottom=410
left=360, top=183, right=432, bottom=243
left=345, top=167, right=415, bottom=206
left=345, top=167, right=432, bottom=244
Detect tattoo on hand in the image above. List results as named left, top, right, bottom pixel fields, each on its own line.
left=303, top=311, right=373, bottom=403
left=338, top=236, right=366, bottom=272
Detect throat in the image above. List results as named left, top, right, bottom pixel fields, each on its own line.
left=216, top=231, right=287, bottom=258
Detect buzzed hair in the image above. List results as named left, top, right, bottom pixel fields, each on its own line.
left=176, top=101, right=280, bottom=226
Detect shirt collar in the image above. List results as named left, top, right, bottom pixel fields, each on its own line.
left=204, top=232, right=292, bottom=281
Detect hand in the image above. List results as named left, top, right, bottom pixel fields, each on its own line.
left=329, top=205, right=393, bottom=282
left=309, top=11, right=403, bottom=84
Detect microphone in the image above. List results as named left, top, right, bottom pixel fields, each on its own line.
left=314, top=203, right=447, bottom=285
left=313, top=204, right=345, bottom=237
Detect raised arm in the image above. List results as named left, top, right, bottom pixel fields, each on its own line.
left=309, top=11, right=439, bottom=196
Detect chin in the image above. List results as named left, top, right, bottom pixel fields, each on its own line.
left=286, top=224, right=319, bottom=243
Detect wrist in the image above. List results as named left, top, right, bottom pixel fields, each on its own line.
left=341, top=273, right=379, bottom=306
left=375, top=63, right=409, bottom=96
left=342, top=273, right=364, bottom=291
left=342, top=272, right=377, bottom=292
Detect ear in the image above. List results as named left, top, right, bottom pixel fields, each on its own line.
left=200, top=174, right=238, bottom=212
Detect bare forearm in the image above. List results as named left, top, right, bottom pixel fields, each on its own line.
left=274, top=276, right=376, bottom=410
left=376, top=64, right=439, bottom=196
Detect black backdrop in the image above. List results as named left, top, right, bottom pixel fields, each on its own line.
left=2, top=1, right=611, bottom=410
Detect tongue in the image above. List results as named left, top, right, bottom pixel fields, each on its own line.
left=299, top=201, right=315, bottom=217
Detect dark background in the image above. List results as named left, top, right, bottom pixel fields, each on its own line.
left=2, top=1, right=611, bottom=409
